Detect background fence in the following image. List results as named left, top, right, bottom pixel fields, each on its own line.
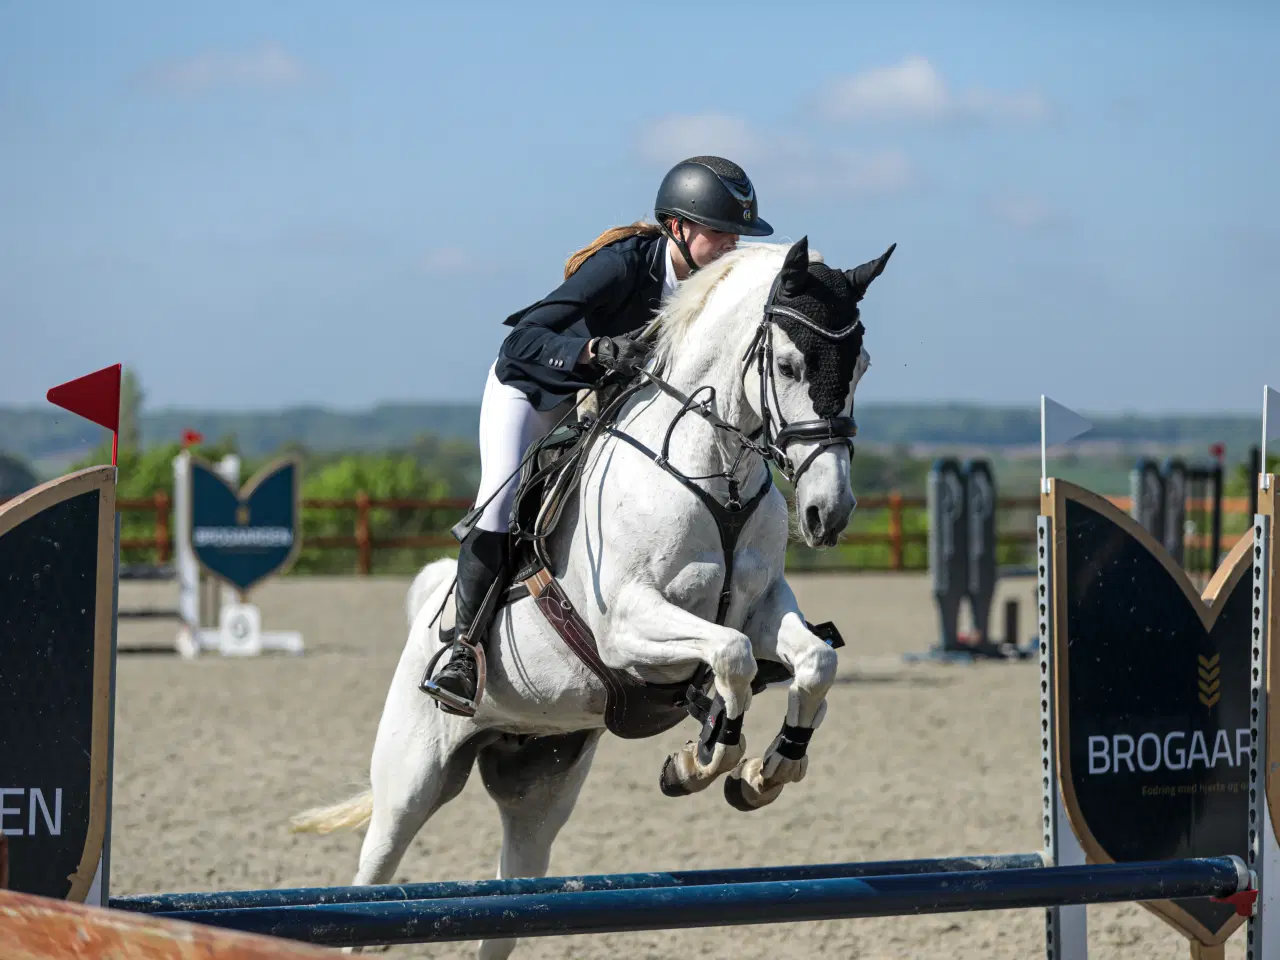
left=106, top=491, right=1256, bottom=576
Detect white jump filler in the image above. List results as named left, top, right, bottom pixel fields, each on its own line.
left=172, top=449, right=304, bottom=658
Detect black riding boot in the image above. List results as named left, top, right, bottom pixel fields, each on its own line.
left=424, top=528, right=509, bottom=707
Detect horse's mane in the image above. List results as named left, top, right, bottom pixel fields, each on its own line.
left=648, top=241, right=822, bottom=375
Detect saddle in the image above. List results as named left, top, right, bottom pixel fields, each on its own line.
left=427, top=373, right=821, bottom=737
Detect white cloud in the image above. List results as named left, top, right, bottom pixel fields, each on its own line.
left=635, top=114, right=915, bottom=200
left=635, top=113, right=760, bottom=168
left=784, top=146, right=916, bottom=197
left=819, top=55, right=1050, bottom=127
left=986, top=192, right=1068, bottom=231
left=139, top=44, right=311, bottom=96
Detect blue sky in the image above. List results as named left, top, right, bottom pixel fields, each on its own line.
left=1, top=1, right=1276, bottom=416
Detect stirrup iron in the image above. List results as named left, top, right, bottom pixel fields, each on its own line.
left=419, top=572, right=504, bottom=717
left=419, top=637, right=488, bottom=717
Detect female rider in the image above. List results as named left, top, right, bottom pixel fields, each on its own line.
left=423, top=156, right=774, bottom=713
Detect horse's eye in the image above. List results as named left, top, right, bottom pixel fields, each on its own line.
left=778, top=359, right=798, bottom=380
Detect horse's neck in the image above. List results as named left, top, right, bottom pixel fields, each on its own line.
left=624, top=330, right=765, bottom=493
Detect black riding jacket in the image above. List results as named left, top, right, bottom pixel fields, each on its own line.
left=495, top=232, right=669, bottom=411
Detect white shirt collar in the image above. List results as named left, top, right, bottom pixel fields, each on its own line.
left=662, top=237, right=678, bottom=298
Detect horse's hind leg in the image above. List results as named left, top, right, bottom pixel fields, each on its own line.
left=352, top=638, right=487, bottom=889
left=354, top=723, right=482, bottom=887
left=473, top=729, right=603, bottom=960
left=339, top=713, right=483, bottom=955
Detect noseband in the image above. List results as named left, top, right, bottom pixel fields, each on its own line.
left=742, top=270, right=863, bottom=486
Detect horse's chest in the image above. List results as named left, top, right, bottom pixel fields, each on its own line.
left=647, top=494, right=786, bottom=619
left=658, top=547, right=776, bottom=622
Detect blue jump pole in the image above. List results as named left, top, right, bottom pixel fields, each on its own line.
left=110, top=852, right=1044, bottom=914
left=150, top=857, right=1249, bottom=949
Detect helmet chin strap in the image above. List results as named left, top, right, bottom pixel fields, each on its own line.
left=660, top=218, right=699, bottom=275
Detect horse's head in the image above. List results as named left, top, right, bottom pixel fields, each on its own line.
left=742, top=236, right=894, bottom=547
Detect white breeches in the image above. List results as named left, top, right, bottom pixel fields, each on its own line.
left=475, top=362, right=573, bottom=533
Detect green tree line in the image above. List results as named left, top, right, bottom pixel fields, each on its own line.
left=74, top=430, right=482, bottom=575
left=73, top=430, right=951, bottom=575
left=40, top=367, right=1271, bottom=576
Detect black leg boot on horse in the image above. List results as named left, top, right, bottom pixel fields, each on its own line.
left=419, top=527, right=510, bottom=716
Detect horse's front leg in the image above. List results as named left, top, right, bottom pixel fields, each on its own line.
left=726, top=576, right=838, bottom=811
left=599, top=582, right=757, bottom=796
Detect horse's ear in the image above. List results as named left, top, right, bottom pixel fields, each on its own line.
left=844, top=242, right=896, bottom=299
left=781, top=236, right=809, bottom=296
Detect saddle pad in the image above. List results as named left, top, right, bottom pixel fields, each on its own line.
left=523, top=568, right=691, bottom=740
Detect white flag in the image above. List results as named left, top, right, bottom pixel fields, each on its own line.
left=1042, top=396, right=1093, bottom=449
left=1265, top=386, right=1280, bottom=490
left=1041, top=395, right=1092, bottom=492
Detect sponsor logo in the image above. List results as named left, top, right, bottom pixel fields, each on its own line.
left=1199, top=653, right=1221, bottom=707
left=1087, top=728, right=1250, bottom=774
left=0, top=788, right=63, bottom=836
left=193, top=526, right=294, bottom=548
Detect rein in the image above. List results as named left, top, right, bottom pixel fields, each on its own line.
left=432, top=253, right=865, bottom=727
left=586, top=273, right=862, bottom=713
left=594, top=265, right=866, bottom=622
left=633, top=266, right=864, bottom=490
left=466, top=256, right=864, bottom=586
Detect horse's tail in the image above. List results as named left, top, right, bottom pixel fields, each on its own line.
left=406, top=557, right=456, bottom=627
left=288, top=788, right=374, bottom=834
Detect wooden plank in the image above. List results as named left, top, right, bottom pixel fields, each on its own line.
left=0, top=888, right=338, bottom=960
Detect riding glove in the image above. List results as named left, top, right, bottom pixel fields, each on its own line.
left=592, top=336, right=652, bottom=373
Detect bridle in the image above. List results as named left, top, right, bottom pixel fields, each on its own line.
left=436, top=251, right=868, bottom=687
left=587, top=260, right=863, bottom=641
left=623, top=265, right=863, bottom=497
left=653, top=220, right=864, bottom=484
left=739, top=268, right=864, bottom=487
left=497, top=254, right=862, bottom=732
left=431, top=245, right=873, bottom=724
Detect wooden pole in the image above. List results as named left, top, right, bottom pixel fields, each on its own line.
left=0, top=888, right=339, bottom=959
left=355, top=492, right=371, bottom=576
left=1189, top=941, right=1225, bottom=960
left=888, top=492, right=904, bottom=571
left=154, top=490, right=171, bottom=565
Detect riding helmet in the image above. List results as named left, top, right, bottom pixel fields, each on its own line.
left=654, top=156, right=773, bottom=237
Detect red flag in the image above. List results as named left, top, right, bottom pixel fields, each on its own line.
left=182, top=428, right=204, bottom=447
left=47, top=363, right=122, bottom=466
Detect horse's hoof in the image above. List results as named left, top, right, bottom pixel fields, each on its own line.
left=659, top=754, right=692, bottom=797
left=724, top=758, right=784, bottom=811
left=723, top=772, right=760, bottom=812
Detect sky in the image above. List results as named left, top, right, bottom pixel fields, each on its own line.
left=1, top=1, right=1277, bottom=416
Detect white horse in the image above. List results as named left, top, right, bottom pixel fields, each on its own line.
left=291, top=235, right=893, bottom=958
